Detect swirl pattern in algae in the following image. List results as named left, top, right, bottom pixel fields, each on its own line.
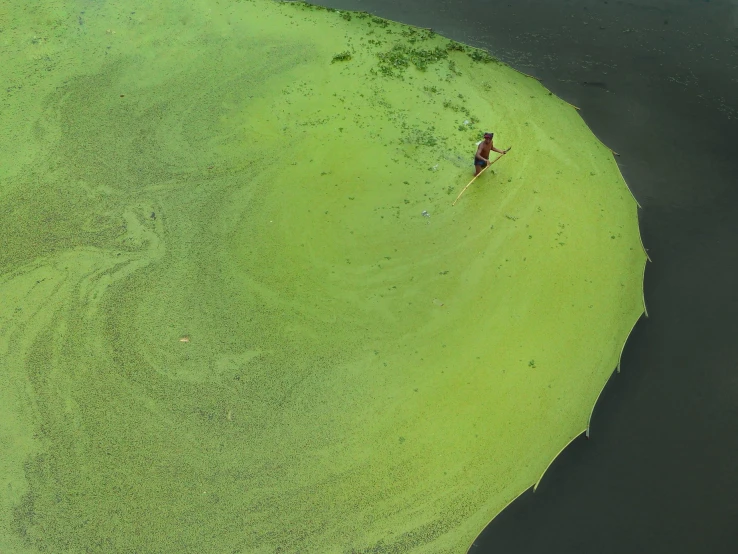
left=0, top=1, right=646, bottom=552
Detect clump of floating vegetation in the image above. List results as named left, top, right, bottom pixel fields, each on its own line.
left=442, top=98, right=471, bottom=117
left=404, top=130, right=438, bottom=147
left=331, top=51, right=352, bottom=63
left=371, top=16, right=390, bottom=28
left=446, top=40, right=467, bottom=52
left=375, top=44, right=449, bottom=76
left=398, top=27, right=437, bottom=43
left=467, top=47, right=498, bottom=64
left=448, top=59, right=462, bottom=76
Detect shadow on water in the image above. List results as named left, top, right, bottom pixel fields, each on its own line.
left=320, top=0, right=738, bottom=551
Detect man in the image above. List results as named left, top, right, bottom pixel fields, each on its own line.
left=474, top=132, right=508, bottom=176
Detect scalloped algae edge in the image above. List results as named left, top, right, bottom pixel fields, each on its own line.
left=308, top=3, right=652, bottom=548
left=465, top=276, right=647, bottom=552
left=464, top=267, right=647, bottom=553
left=458, top=98, right=649, bottom=554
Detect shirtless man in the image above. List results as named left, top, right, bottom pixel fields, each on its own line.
left=474, top=132, right=508, bottom=176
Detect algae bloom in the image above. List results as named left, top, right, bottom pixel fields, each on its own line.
left=0, top=0, right=646, bottom=552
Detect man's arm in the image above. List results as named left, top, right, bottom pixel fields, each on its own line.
left=490, top=140, right=508, bottom=154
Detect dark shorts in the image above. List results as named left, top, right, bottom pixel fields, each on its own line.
left=474, top=158, right=487, bottom=167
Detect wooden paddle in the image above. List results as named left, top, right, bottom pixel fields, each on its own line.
left=452, top=146, right=512, bottom=206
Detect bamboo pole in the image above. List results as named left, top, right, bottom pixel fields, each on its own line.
left=452, top=147, right=512, bottom=206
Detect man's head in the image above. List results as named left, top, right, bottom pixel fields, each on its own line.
left=483, top=132, right=493, bottom=143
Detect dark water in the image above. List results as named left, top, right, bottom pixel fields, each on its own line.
left=319, top=0, right=738, bottom=551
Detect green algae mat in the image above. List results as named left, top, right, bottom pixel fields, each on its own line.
left=0, top=0, right=647, bottom=552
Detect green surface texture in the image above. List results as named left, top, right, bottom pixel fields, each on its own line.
left=0, top=0, right=646, bottom=552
